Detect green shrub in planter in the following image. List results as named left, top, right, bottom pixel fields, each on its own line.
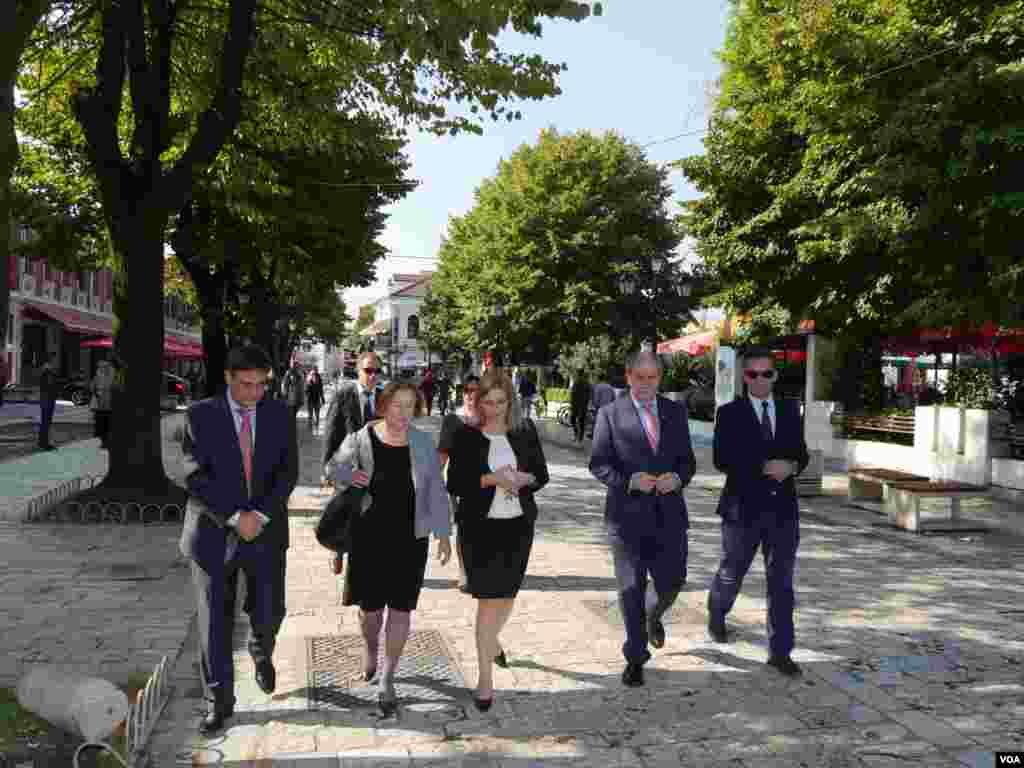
left=545, top=388, right=570, bottom=403
left=943, top=368, right=1000, bottom=410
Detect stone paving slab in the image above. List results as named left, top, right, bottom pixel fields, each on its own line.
left=141, top=416, right=1024, bottom=767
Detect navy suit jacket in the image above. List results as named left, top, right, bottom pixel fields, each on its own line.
left=713, top=396, right=809, bottom=524
left=589, top=394, right=697, bottom=550
left=179, top=395, right=298, bottom=565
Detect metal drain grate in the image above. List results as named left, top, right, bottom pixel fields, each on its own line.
left=307, top=630, right=465, bottom=709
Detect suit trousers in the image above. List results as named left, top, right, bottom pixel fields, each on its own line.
left=609, top=531, right=688, bottom=665
left=708, top=513, right=799, bottom=657
left=192, top=537, right=286, bottom=701
left=38, top=398, right=56, bottom=447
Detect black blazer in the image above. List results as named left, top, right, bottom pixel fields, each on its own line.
left=179, top=395, right=298, bottom=562
left=713, top=396, right=809, bottom=524
left=322, top=381, right=374, bottom=466
left=447, top=419, right=549, bottom=525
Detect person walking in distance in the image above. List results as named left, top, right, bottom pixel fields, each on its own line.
left=283, top=363, right=305, bottom=420
left=326, top=382, right=451, bottom=716
left=589, top=350, right=696, bottom=687
left=306, top=367, right=325, bottom=430
left=321, top=351, right=382, bottom=574
left=37, top=357, right=61, bottom=451
left=90, top=360, right=116, bottom=449
left=419, top=368, right=435, bottom=417
left=178, top=344, right=299, bottom=734
left=569, top=372, right=591, bottom=443
left=436, top=374, right=481, bottom=593
left=707, top=346, right=809, bottom=676
left=435, top=372, right=452, bottom=417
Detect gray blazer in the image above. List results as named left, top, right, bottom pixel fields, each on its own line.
left=327, top=424, right=451, bottom=540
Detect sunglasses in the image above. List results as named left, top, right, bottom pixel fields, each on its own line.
left=361, top=368, right=381, bottom=375
left=744, top=369, right=777, bottom=380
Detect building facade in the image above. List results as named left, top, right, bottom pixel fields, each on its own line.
left=5, top=229, right=202, bottom=385
left=364, top=272, right=433, bottom=376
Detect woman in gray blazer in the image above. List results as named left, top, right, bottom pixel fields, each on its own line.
left=327, top=382, right=451, bottom=716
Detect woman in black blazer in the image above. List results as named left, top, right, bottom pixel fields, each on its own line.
left=447, top=369, right=549, bottom=711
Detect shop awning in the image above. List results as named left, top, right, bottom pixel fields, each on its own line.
left=80, top=336, right=205, bottom=359
left=21, top=301, right=114, bottom=335
left=657, top=330, right=717, bottom=355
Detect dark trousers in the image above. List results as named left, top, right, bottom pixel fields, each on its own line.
left=93, top=410, right=112, bottom=446
left=192, top=539, right=287, bottom=702
left=570, top=406, right=587, bottom=441
left=708, top=514, right=799, bottom=657
left=38, top=398, right=56, bottom=447
left=609, top=533, right=688, bottom=665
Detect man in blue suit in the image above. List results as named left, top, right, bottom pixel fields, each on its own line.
left=589, top=350, right=697, bottom=687
left=708, top=346, right=809, bottom=677
left=179, top=344, right=298, bottom=734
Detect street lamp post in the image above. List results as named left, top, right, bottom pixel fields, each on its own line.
left=617, top=254, right=691, bottom=352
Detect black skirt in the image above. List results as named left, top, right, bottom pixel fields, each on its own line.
left=460, top=514, right=534, bottom=599
left=342, top=430, right=429, bottom=612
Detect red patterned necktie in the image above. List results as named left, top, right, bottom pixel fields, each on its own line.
left=642, top=401, right=658, bottom=452
left=239, top=409, right=253, bottom=493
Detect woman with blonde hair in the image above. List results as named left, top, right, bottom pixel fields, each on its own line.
left=327, top=381, right=451, bottom=716
left=447, top=369, right=549, bottom=711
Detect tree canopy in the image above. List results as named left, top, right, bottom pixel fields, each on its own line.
left=425, top=128, right=692, bottom=361
left=679, top=0, right=1024, bottom=337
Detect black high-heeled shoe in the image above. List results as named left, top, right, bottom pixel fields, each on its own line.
left=494, top=650, right=509, bottom=669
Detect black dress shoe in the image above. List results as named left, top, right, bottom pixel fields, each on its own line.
left=708, top=620, right=729, bottom=644
left=647, top=616, right=666, bottom=649
left=767, top=655, right=802, bottom=677
left=198, top=695, right=233, bottom=736
left=472, top=695, right=493, bottom=712
left=621, top=662, right=644, bottom=687
left=255, top=660, right=276, bottom=694
left=377, top=691, right=398, bottom=716
left=494, top=650, right=509, bottom=669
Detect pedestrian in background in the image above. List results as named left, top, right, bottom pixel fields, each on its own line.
left=321, top=352, right=383, bottom=575
left=306, top=368, right=325, bottom=430
left=90, top=360, right=116, bottom=449
left=283, top=363, right=305, bottom=420
left=326, top=381, right=451, bottom=716
left=589, top=350, right=697, bottom=687
left=707, top=346, right=808, bottom=677
left=570, top=373, right=591, bottom=443
left=419, top=368, right=435, bottom=416
left=517, top=372, right=536, bottom=418
left=37, top=357, right=60, bottom=451
left=447, top=370, right=548, bottom=711
left=436, top=372, right=452, bottom=417
left=436, top=373, right=481, bottom=593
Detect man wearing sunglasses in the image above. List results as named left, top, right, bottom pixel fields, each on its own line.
left=321, top=351, right=383, bottom=573
left=708, top=346, right=809, bottom=677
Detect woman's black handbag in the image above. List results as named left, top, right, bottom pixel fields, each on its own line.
left=315, top=485, right=364, bottom=553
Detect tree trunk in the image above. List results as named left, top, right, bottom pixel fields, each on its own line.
left=199, top=290, right=227, bottom=399
left=0, top=76, right=17, bottom=372
left=100, top=215, right=174, bottom=496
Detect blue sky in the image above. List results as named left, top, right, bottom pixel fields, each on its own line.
left=344, top=2, right=731, bottom=312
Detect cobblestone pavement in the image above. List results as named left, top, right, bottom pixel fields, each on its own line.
left=148, top=413, right=1024, bottom=768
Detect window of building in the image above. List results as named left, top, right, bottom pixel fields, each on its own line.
left=7, top=313, right=13, bottom=344
left=77, top=270, right=88, bottom=290
left=22, top=257, right=32, bottom=275
left=407, top=315, right=419, bottom=339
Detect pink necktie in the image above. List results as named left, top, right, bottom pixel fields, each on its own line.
left=239, top=410, right=253, bottom=493
left=643, top=401, right=658, bottom=452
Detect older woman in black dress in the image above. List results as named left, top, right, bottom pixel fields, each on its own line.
left=447, top=369, right=549, bottom=711
left=327, top=382, right=451, bottom=715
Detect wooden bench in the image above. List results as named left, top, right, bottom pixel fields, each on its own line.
left=885, top=480, right=989, bottom=532
left=833, top=412, right=915, bottom=437
left=847, top=466, right=929, bottom=503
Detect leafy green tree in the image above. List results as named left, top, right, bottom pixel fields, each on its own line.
left=16, top=0, right=600, bottom=496
left=431, top=129, right=692, bottom=359
left=679, top=0, right=1024, bottom=339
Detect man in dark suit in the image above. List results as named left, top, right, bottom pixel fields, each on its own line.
left=707, top=346, right=809, bottom=677
left=179, top=344, right=298, bottom=735
left=589, top=350, right=697, bottom=687
left=320, top=351, right=381, bottom=573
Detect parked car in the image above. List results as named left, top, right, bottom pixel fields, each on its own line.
left=62, top=376, right=92, bottom=406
